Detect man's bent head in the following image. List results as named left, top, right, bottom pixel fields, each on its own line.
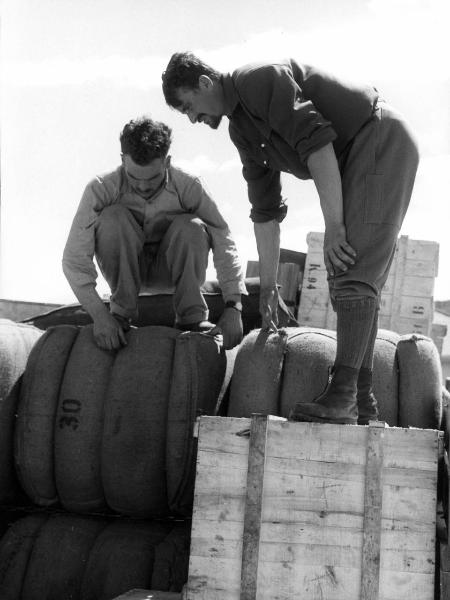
left=162, top=52, right=225, bottom=129
left=120, top=117, right=172, bottom=199
left=120, top=116, right=172, bottom=164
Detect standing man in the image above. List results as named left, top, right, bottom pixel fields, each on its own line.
left=162, top=53, right=419, bottom=425
left=63, top=116, right=246, bottom=351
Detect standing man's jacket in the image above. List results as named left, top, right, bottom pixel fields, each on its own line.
left=222, top=59, right=379, bottom=222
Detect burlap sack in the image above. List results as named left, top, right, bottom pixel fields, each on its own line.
left=101, top=326, right=178, bottom=517
left=166, top=332, right=236, bottom=515
left=397, top=333, right=443, bottom=429
left=55, top=325, right=115, bottom=512
left=0, top=513, right=47, bottom=600
left=280, top=328, right=337, bottom=418
left=21, top=514, right=105, bottom=600
left=151, top=522, right=191, bottom=593
left=80, top=519, right=171, bottom=600
left=372, top=329, right=400, bottom=425
left=0, top=319, right=43, bottom=503
left=15, top=325, right=78, bottom=506
left=228, top=329, right=289, bottom=417
left=230, top=327, right=405, bottom=427
left=0, top=513, right=189, bottom=599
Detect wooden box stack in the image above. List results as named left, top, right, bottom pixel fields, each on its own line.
left=297, top=232, right=439, bottom=336
left=186, top=415, right=440, bottom=600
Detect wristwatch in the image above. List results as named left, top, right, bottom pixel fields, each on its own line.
left=225, top=300, right=243, bottom=312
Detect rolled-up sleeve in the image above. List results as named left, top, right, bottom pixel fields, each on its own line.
left=230, top=125, right=287, bottom=223
left=181, top=177, right=247, bottom=299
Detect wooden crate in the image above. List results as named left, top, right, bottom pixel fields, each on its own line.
left=186, top=416, right=440, bottom=600
left=297, top=232, right=439, bottom=335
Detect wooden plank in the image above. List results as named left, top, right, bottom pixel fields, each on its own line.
left=361, top=422, right=385, bottom=600
left=297, top=291, right=329, bottom=312
left=245, top=260, right=259, bottom=278
left=305, top=230, right=325, bottom=250
left=301, top=251, right=329, bottom=290
left=279, top=248, right=307, bottom=268
left=405, top=239, right=440, bottom=265
left=379, top=293, right=394, bottom=316
left=240, top=414, right=269, bottom=600
left=394, top=316, right=432, bottom=336
left=380, top=294, right=433, bottom=320
left=404, top=258, right=439, bottom=278
left=399, top=295, right=433, bottom=320
left=432, top=323, right=448, bottom=338
left=325, top=302, right=337, bottom=329
left=401, top=275, right=436, bottom=297
left=297, top=308, right=328, bottom=327
left=440, top=541, right=450, bottom=599
left=389, top=235, right=408, bottom=332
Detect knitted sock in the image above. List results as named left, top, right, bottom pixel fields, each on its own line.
left=360, top=308, right=379, bottom=370
left=334, top=296, right=378, bottom=370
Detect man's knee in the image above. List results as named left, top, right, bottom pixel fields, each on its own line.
left=96, top=205, right=142, bottom=244
left=168, top=215, right=209, bottom=248
left=329, top=280, right=378, bottom=310
left=97, top=204, right=130, bottom=229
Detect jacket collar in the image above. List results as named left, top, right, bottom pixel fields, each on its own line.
left=222, top=72, right=272, bottom=139
left=222, top=73, right=240, bottom=118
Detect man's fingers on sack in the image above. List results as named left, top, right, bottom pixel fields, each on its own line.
left=208, top=325, right=222, bottom=336
left=261, top=311, right=278, bottom=333
left=263, top=319, right=278, bottom=333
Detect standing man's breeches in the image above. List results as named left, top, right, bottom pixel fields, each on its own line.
left=329, top=101, right=419, bottom=304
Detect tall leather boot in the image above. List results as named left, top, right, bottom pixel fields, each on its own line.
left=356, top=367, right=378, bottom=425
left=289, top=364, right=358, bottom=425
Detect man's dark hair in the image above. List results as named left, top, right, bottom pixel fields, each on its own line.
left=120, top=117, right=172, bottom=165
left=162, top=51, right=221, bottom=108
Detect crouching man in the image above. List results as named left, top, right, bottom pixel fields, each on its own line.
left=63, top=116, right=246, bottom=350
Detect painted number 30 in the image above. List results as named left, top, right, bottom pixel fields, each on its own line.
left=58, top=398, right=82, bottom=430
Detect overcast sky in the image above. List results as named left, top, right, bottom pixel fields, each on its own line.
left=1, top=0, right=449, bottom=303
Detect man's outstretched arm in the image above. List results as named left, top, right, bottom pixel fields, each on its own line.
left=62, top=182, right=128, bottom=351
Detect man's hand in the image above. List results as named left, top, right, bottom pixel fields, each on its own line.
left=93, top=312, right=128, bottom=351
left=208, top=307, right=243, bottom=350
left=259, top=286, right=279, bottom=332
left=323, top=223, right=356, bottom=276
